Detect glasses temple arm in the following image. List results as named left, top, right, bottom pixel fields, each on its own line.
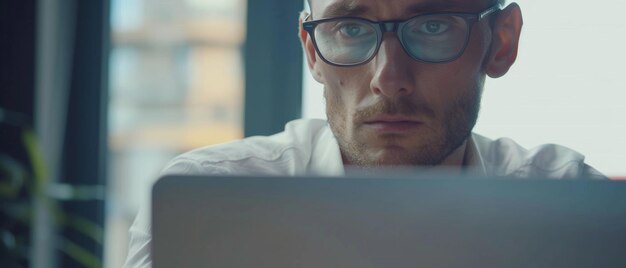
left=479, top=4, right=502, bottom=20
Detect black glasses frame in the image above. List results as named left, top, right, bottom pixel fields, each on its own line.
left=302, top=4, right=502, bottom=67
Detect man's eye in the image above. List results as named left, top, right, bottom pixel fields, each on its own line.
left=419, top=21, right=450, bottom=34
left=339, top=23, right=369, bottom=37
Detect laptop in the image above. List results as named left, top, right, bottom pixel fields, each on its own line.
left=152, top=175, right=626, bottom=268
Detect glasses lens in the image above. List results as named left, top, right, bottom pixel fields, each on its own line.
left=314, top=19, right=378, bottom=65
left=402, top=15, right=469, bottom=62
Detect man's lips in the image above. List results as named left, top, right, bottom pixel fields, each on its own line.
left=363, top=116, right=423, bottom=132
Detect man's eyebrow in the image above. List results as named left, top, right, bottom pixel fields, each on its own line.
left=409, top=3, right=453, bottom=13
left=321, top=0, right=369, bottom=18
left=405, top=2, right=475, bottom=14
left=320, top=1, right=476, bottom=19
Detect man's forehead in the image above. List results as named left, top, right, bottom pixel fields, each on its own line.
left=310, top=0, right=491, bottom=19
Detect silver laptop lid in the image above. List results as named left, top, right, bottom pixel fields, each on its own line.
left=152, top=175, right=626, bottom=268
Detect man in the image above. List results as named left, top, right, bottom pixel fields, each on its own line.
left=123, top=0, right=604, bottom=266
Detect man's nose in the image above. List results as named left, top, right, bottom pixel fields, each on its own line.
left=369, top=34, right=416, bottom=99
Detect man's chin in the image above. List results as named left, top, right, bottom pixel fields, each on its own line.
left=360, top=147, right=443, bottom=167
left=339, top=132, right=466, bottom=167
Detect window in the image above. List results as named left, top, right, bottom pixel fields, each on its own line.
left=105, top=0, right=246, bottom=266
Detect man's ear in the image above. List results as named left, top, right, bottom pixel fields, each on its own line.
left=299, top=11, right=324, bottom=83
left=485, top=3, right=523, bottom=78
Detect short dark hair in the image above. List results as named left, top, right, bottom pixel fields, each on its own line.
left=307, top=0, right=507, bottom=11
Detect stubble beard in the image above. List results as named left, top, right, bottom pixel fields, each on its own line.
left=325, top=82, right=482, bottom=167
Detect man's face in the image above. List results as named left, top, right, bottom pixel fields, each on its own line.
left=304, top=0, right=498, bottom=167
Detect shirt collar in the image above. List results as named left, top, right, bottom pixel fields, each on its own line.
left=308, top=125, right=345, bottom=176
left=464, top=134, right=489, bottom=176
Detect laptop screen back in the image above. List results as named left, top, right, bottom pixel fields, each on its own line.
left=152, top=175, right=626, bottom=268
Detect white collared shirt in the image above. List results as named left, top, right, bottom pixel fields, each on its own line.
left=122, top=118, right=604, bottom=268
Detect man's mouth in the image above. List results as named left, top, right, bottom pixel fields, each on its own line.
left=363, top=116, right=423, bottom=133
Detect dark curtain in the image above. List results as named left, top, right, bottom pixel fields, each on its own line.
left=0, top=0, right=109, bottom=267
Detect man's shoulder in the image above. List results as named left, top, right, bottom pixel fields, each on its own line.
left=472, top=134, right=605, bottom=179
left=161, top=119, right=331, bottom=176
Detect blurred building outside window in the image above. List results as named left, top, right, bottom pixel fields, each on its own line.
left=105, top=0, right=246, bottom=267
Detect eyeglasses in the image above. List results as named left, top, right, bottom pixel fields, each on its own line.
left=302, top=4, right=501, bottom=67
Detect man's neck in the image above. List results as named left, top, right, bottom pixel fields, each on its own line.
left=434, top=139, right=469, bottom=175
